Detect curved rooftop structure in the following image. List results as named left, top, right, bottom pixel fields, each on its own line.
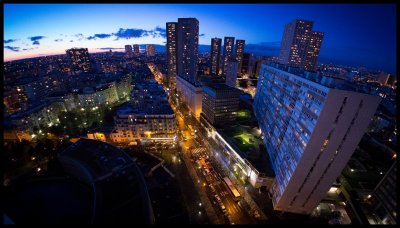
left=4, top=139, right=154, bottom=224
left=58, top=138, right=155, bottom=224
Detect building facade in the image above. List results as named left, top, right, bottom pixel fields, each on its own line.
left=222, top=37, right=235, bottom=77
left=66, top=48, right=91, bottom=74
left=133, top=44, right=140, bottom=56
left=241, top=53, right=254, bottom=77
left=111, top=111, right=176, bottom=143
left=225, top=60, right=239, bottom=88
left=201, top=84, right=240, bottom=126
left=278, top=19, right=323, bottom=71
left=166, top=22, right=178, bottom=89
left=176, top=18, right=199, bottom=83
left=210, top=37, right=222, bottom=76
left=235, top=39, right=245, bottom=74
left=111, top=80, right=176, bottom=143
left=10, top=102, right=62, bottom=141
left=253, top=63, right=380, bottom=214
left=125, top=45, right=133, bottom=58
left=146, top=44, right=156, bottom=57
left=176, top=75, right=203, bottom=118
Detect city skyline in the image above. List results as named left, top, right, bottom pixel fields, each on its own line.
left=4, top=9, right=396, bottom=224
left=4, top=4, right=397, bottom=74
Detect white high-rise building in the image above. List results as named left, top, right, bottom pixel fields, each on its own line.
left=254, top=63, right=381, bottom=214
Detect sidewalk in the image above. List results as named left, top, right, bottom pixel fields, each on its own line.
left=205, top=135, right=269, bottom=222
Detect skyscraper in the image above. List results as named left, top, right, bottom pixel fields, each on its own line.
left=222, top=37, right=235, bottom=77
left=241, top=53, right=254, bottom=76
left=278, top=19, right=323, bottom=71
left=253, top=63, right=380, bottom=214
left=210, top=38, right=222, bottom=76
left=133, top=44, right=140, bottom=56
left=225, top=60, right=238, bottom=88
left=235, top=39, right=245, bottom=74
left=177, top=18, right=199, bottom=83
left=146, top=44, right=156, bottom=57
left=166, top=22, right=178, bottom=89
left=125, top=45, right=133, bottom=57
left=66, top=48, right=91, bottom=74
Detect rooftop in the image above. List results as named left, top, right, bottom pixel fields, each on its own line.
left=219, top=125, right=275, bottom=177
left=265, top=62, right=362, bottom=92
left=203, top=83, right=241, bottom=92
left=59, top=138, right=154, bottom=224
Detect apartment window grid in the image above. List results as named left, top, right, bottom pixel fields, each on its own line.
left=301, top=99, right=364, bottom=208
left=255, top=66, right=331, bottom=204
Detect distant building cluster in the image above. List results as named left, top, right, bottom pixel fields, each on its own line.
left=278, top=19, right=323, bottom=71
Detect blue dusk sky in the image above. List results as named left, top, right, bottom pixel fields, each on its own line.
left=4, top=4, right=397, bottom=74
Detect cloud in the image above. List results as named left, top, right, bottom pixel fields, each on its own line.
left=5, top=46, right=20, bottom=52
left=97, top=47, right=124, bottom=50
left=75, top=33, right=84, bottom=41
left=199, top=33, right=205, bottom=37
left=29, top=36, right=45, bottom=45
left=87, top=33, right=112, bottom=40
left=70, top=40, right=74, bottom=42
left=81, top=26, right=167, bottom=42
left=151, top=26, right=166, bottom=38
left=22, top=47, right=38, bottom=51
left=54, top=39, right=63, bottom=42
left=113, top=28, right=148, bottom=39
left=4, top=39, right=18, bottom=44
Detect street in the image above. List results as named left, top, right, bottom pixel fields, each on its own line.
left=170, top=93, right=256, bottom=224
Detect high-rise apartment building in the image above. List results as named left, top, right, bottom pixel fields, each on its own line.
left=235, top=39, right=245, bottom=74
left=177, top=18, right=199, bottom=83
left=241, top=53, right=254, bottom=76
left=253, top=63, right=380, bottom=214
left=166, top=22, right=178, bottom=89
left=225, top=60, right=239, bottom=88
left=304, top=31, right=324, bottom=71
left=222, top=37, right=235, bottom=77
left=278, top=19, right=323, bottom=71
left=146, top=44, right=156, bottom=57
left=66, top=48, right=91, bottom=74
left=210, top=38, right=222, bottom=76
left=201, top=83, right=240, bottom=126
left=133, top=44, right=140, bottom=56
left=125, top=45, right=133, bottom=57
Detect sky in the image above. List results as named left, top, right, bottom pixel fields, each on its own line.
left=4, top=4, right=397, bottom=74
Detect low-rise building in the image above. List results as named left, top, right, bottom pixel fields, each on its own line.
left=10, top=102, right=61, bottom=141
left=111, top=81, right=176, bottom=143
left=176, top=75, right=202, bottom=118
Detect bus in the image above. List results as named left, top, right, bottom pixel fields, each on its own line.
left=223, top=177, right=241, bottom=201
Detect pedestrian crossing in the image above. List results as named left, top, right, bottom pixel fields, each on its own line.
left=191, top=147, right=207, bottom=154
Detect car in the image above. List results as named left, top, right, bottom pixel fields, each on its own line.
left=214, top=195, right=222, bottom=203
left=210, top=185, right=216, bottom=193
